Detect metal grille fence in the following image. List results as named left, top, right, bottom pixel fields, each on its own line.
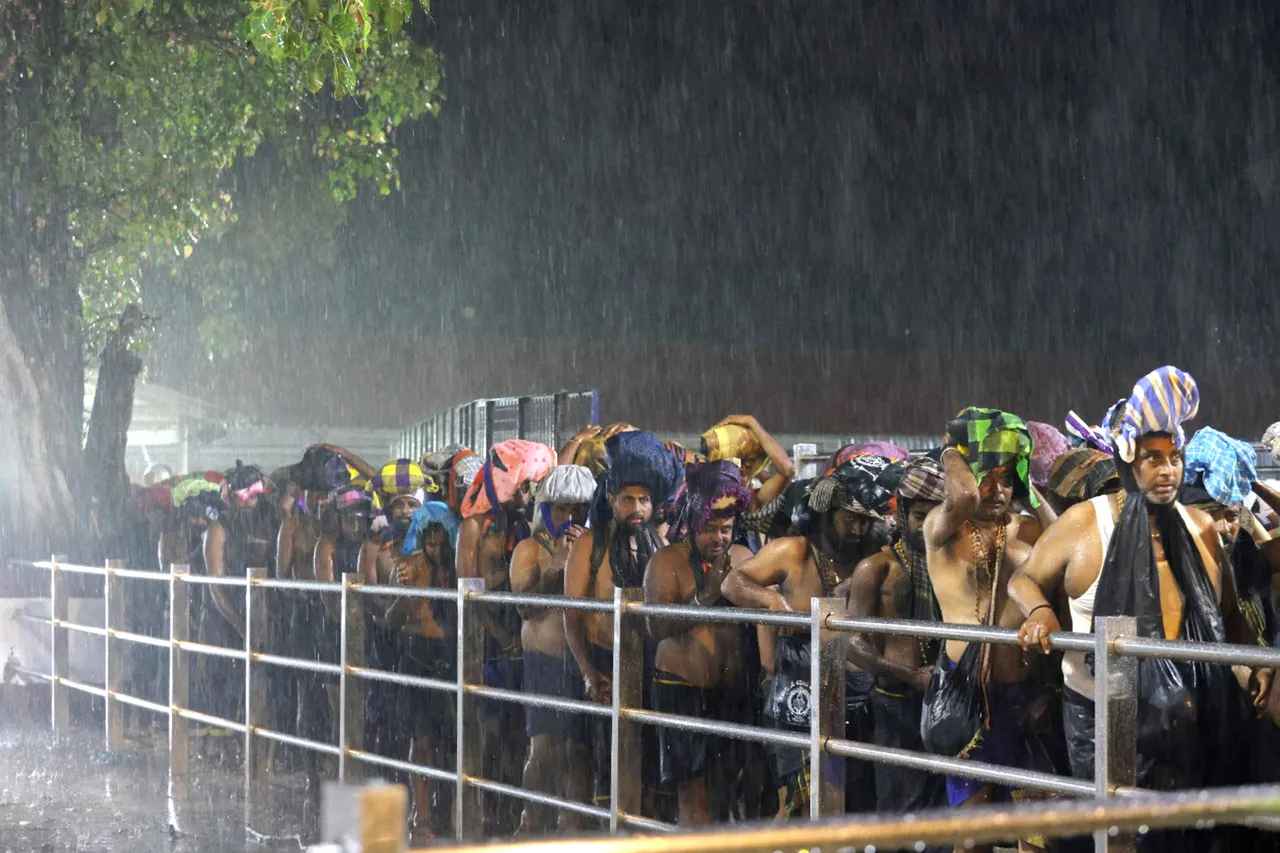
left=393, top=391, right=599, bottom=460
left=8, top=555, right=1280, bottom=852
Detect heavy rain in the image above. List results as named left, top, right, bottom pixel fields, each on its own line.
left=2, top=1, right=1280, bottom=851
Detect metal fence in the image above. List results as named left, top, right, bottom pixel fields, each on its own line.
left=392, top=391, right=599, bottom=460
left=9, top=555, right=1280, bottom=852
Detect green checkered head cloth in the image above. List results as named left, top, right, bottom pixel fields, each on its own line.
left=948, top=407, right=1037, bottom=506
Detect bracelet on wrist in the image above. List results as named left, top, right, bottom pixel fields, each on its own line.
left=1028, top=603, right=1053, bottom=618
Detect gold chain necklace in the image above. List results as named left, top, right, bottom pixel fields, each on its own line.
left=812, top=545, right=840, bottom=597
left=966, top=520, right=1007, bottom=624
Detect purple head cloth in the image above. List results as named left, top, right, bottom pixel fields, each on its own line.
left=1028, top=422, right=1071, bottom=489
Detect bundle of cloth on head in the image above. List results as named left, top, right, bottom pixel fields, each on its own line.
left=893, top=455, right=945, bottom=623
left=1027, top=422, right=1070, bottom=490
left=371, top=458, right=431, bottom=506
left=402, top=501, right=461, bottom=556
left=1262, top=422, right=1280, bottom=463
left=1180, top=426, right=1257, bottom=508
left=172, top=476, right=224, bottom=522
left=225, top=460, right=266, bottom=503
left=330, top=483, right=371, bottom=514
left=802, top=461, right=891, bottom=522
left=700, top=423, right=770, bottom=479
left=421, top=445, right=482, bottom=512
left=1046, top=448, right=1119, bottom=504
left=531, top=464, right=596, bottom=536
left=136, top=484, right=174, bottom=522
left=588, top=429, right=686, bottom=528
left=947, top=407, right=1037, bottom=506
left=668, top=460, right=751, bottom=543
left=1094, top=366, right=1241, bottom=789
left=459, top=439, right=558, bottom=519
left=1064, top=411, right=1113, bottom=454
left=574, top=423, right=637, bottom=477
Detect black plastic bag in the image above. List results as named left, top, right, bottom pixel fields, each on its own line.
left=920, top=640, right=986, bottom=757
left=764, top=635, right=812, bottom=729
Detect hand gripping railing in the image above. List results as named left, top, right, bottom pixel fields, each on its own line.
left=10, top=555, right=1280, bottom=852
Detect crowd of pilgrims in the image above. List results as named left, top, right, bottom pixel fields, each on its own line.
left=123, top=365, right=1280, bottom=852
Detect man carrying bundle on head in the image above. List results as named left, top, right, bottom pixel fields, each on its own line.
left=509, top=465, right=596, bottom=836
left=421, top=445, right=482, bottom=519
left=643, top=461, right=754, bottom=826
left=1012, top=368, right=1270, bottom=853
left=385, top=501, right=460, bottom=841
left=456, top=439, right=558, bottom=836
left=565, top=430, right=685, bottom=810
left=922, top=408, right=1055, bottom=853
left=843, top=454, right=948, bottom=836
left=722, top=462, right=891, bottom=819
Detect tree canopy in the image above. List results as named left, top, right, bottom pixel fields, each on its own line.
left=0, top=0, right=440, bottom=549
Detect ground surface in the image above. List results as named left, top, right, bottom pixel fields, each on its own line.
left=0, top=717, right=313, bottom=853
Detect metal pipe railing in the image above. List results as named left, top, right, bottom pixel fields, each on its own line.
left=11, top=553, right=1280, bottom=852
left=417, top=784, right=1280, bottom=853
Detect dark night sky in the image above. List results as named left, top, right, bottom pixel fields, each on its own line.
left=150, top=0, right=1280, bottom=437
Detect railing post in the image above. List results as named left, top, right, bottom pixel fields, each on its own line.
left=244, top=568, right=269, bottom=833
left=610, top=587, right=644, bottom=832
left=455, top=577, right=486, bottom=841
left=169, top=565, right=191, bottom=778
left=104, top=559, right=126, bottom=752
left=1094, top=615, right=1138, bottom=853
left=810, top=596, right=847, bottom=819
left=339, top=572, right=366, bottom=783
left=50, top=553, right=70, bottom=735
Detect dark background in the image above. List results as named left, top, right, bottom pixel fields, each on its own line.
left=150, top=0, right=1280, bottom=437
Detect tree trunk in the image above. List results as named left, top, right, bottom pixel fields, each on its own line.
left=0, top=255, right=86, bottom=561
left=84, top=312, right=145, bottom=559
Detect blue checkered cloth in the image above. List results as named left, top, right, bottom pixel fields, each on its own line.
left=1183, top=426, right=1257, bottom=507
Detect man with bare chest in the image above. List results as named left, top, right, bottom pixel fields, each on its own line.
left=457, top=440, right=558, bottom=835
left=924, top=409, right=1048, bottom=853
left=844, top=454, right=948, bottom=833
left=565, top=431, right=684, bottom=809
left=722, top=463, right=891, bottom=819
left=1012, top=369, right=1270, bottom=849
left=644, top=461, right=753, bottom=826
left=509, top=465, right=595, bottom=835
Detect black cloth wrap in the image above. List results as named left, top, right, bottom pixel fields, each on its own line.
left=1090, top=461, right=1248, bottom=790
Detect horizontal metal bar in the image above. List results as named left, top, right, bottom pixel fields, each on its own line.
left=59, top=677, right=107, bottom=698
left=618, top=813, right=676, bottom=833
left=827, top=616, right=1095, bottom=653
left=179, top=574, right=248, bottom=588
left=57, top=620, right=107, bottom=637
left=349, top=583, right=459, bottom=601
left=34, top=561, right=106, bottom=576
left=251, top=652, right=343, bottom=676
left=174, top=640, right=248, bottom=661
left=429, top=784, right=1280, bottom=853
left=348, top=665, right=459, bottom=694
left=627, top=601, right=810, bottom=629
left=111, top=692, right=172, bottom=716
left=254, top=578, right=342, bottom=594
left=464, top=774, right=611, bottom=820
left=824, top=737, right=1096, bottom=797
left=108, top=567, right=171, bottom=582
left=16, top=611, right=51, bottom=625
left=346, top=748, right=458, bottom=783
left=1114, top=635, right=1280, bottom=668
left=251, top=726, right=342, bottom=757
left=12, top=665, right=52, bottom=682
left=469, top=590, right=615, bottom=613
left=464, top=683, right=613, bottom=718
left=622, top=708, right=810, bottom=749
left=111, top=629, right=171, bottom=649
left=174, top=708, right=248, bottom=734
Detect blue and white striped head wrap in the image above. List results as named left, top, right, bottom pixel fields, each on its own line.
left=1107, top=366, right=1200, bottom=464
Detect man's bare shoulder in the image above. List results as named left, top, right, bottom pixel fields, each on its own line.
left=757, top=534, right=809, bottom=561
left=854, top=547, right=896, bottom=577
left=511, top=536, right=540, bottom=565
left=1047, top=499, right=1102, bottom=541
left=649, top=541, right=689, bottom=571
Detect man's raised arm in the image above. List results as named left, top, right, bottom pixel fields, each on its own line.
left=925, top=446, right=979, bottom=549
